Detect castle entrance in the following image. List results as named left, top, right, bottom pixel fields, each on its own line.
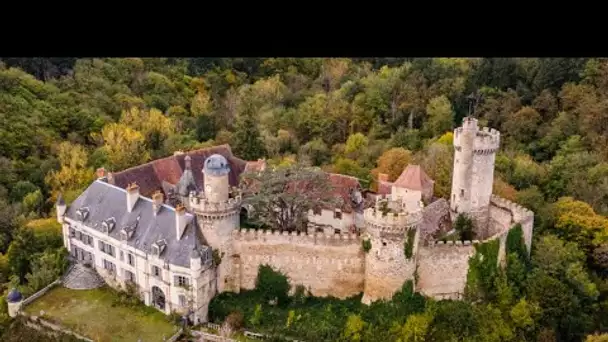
left=151, top=286, right=165, bottom=310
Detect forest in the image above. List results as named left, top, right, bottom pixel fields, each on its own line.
left=0, top=57, right=606, bottom=341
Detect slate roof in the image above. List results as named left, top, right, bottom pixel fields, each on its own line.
left=65, top=180, right=210, bottom=268
left=393, top=165, right=434, bottom=191
left=420, top=198, right=452, bottom=244
left=110, top=144, right=247, bottom=198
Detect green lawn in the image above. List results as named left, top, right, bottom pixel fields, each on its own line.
left=24, top=286, right=179, bottom=342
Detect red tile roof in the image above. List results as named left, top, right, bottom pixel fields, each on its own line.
left=377, top=180, right=393, bottom=195
left=393, top=165, right=434, bottom=191
left=327, top=173, right=363, bottom=213
left=110, top=144, right=247, bottom=197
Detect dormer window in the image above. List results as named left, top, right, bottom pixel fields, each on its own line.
left=76, top=207, right=90, bottom=221
left=151, top=239, right=167, bottom=256
left=334, top=210, right=342, bottom=220
left=101, top=217, right=116, bottom=233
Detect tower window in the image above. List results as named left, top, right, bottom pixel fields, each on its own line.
left=460, top=189, right=464, bottom=197
left=334, top=210, right=342, bottom=219
left=382, top=241, right=387, bottom=246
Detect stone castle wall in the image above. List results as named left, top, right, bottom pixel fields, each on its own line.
left=232, top=229, right=365, bottom=299
left=416, top=195, right=534, bottom=299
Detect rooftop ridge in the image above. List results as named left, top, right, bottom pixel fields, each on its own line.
left=112, top=144, right=240, bottom=176
left=93, top=180, right=186, bottom=214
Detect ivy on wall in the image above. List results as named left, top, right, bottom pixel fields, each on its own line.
left=362, top=239, right=372, bottom=253
left=506, top=223, right=528, bottom=262
left=464, top=239, right=500, bottom=302
left=404, top=229, right=416, bottom=260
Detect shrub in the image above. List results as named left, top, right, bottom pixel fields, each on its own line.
left=226, top=311, right=244, bottom=331
left=455, top=214, right=475, bottom=241
left=362, top=239, right=372, bottom=253
left=255, top=265, right=290, bottom=306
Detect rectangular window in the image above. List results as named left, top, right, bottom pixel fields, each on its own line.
left=99, top=241, right=105, bottom=251
left=175, top=275, right=189, bottom=287
left=89, top=235, right=94, bottom=246
left=460, top=189, right=464, bottom=197
left=179, top=295, right=186, bottom=307
left=334, top=210, right=342, bottom=220
left=69, top=227, right=75, bottom=237
left=119, top=251, right=124, bottom=262
left=152, top=265, right=161, bottom=278
left=313, top=207, right=322, bottom=216
left=127, top=253, right=135, bottom=266
left=124, top=270, right=135, bottom=282
left=75, top=231, right=82, bottom=240
left=103, top=259, right=116, bottom=273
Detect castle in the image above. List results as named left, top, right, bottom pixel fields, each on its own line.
left=51, top=117, right=533, bottom=324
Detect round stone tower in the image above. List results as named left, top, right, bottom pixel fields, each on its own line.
left=189, top=154, right=241, bottom=293
left=6, top=288, right=23, bottom=318
left=450, top=117, right=500, bottom=238
left=361, top=195, right=423, bottom=304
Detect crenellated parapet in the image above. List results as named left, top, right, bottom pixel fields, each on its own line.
left=364, top=207, right=422, bottom=233
left=454, top=118, right=500, bottom=154
left=189, top=192, right=242, bottom=216
left=430, top=239, right=480, bottom=247
left=490, top=195, right=534, bottom=224
left=232, top=228, right=361, bottom=247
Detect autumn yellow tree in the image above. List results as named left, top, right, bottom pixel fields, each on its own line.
left=45, top=142, right=95, bottom=204
left=100, top=123, right=150, bottom=171
left=371, top=147, right=412, bottom=184
left=119, top=107, right=174, bottom=151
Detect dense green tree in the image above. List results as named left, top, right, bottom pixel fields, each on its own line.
left=233, top=106, right=266, bottom=161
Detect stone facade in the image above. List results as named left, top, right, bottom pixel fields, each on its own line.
left=59, top=117, right=534, bottom=322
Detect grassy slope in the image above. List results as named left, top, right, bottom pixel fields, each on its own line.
left=24, top=286, right=178, bottom=342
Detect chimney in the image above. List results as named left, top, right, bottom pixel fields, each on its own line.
left=96, top=167, right=107, bottom=180
left=175, top=204, right=187, bottom=240
left=152, top=191, right=164, bottom=215
left=56, top=193, right=67, bottom=224
left=126, top=183, right=140, bottom=213
left=378, top=173, right=389, bottom=182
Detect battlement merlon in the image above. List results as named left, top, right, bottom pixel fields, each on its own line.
left=232, top=228, right=361, bottom=246
left=454, top=126, right=500, bottom=152
left=432, top=239, right=480, bottom=247
left=189, top=193, right=242, bottom=214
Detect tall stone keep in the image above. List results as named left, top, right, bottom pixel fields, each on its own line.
left=189, top=154, right=241, bottom=293
left=450, top=117, right=500, bottom=238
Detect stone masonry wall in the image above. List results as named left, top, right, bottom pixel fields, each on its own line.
left=232, top=229, right=365, bottom=299
left=417, top=195, right=534, bottom=300
left=416, top=241, right=476, bottom=299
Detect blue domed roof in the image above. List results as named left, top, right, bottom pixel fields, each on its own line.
left=6, top=288, right=22, bottom=303
left=203, top=154, right=230, bottom=176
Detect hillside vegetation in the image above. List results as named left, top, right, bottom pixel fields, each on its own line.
left=0, top=58, right=607, bottom=341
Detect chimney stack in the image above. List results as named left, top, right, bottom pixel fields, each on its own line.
left=175, top=204, right=187, bottom=240
left=126, top=183, right=140, bottom=213
left=378, top=173, right=389, bottom=183
left=56, top=193, right=67, bottom=224
left=152, top=191, right=164, bottom=215
left=96, top=167, right=107, bottom=180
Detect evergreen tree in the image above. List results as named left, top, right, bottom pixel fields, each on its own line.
left=233, top=107, right=266, bottom=160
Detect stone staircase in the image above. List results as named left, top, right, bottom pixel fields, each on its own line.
left=62, top=263, right=106, bottom=290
